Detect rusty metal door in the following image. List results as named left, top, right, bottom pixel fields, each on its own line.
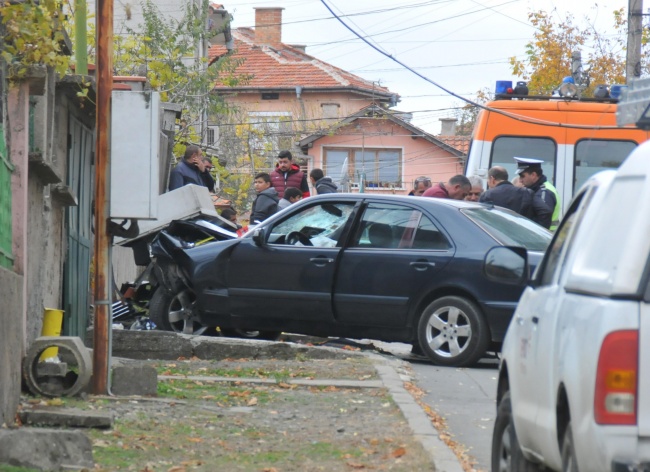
left=63, top=115, right=93, bottom=336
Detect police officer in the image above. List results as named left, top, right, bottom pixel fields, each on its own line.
left=514, top=157, right=561, bottom=230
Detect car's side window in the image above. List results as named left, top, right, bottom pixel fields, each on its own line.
left=269, top=202, right=355, bottom=248
left=350, top=203, right=449, bottom=250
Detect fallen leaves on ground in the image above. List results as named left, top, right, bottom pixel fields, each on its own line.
left=404, top=381, right=479, bottom=472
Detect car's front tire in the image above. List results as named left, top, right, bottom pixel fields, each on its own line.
left=149, top=286, right=210, bottom=335
left=491, top=391, right=539, bottom=472
left=417, top=295, right=489, bottom=366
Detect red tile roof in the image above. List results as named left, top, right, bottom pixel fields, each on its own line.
left=437, top=135, right=471, bottom=156
left=209, top=28, right=394, bottom=97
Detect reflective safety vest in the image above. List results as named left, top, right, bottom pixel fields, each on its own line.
left=542, top=181, right=561, bottom=231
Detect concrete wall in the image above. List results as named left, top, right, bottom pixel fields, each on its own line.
left=24, top=76, right=70, bottom=345
left=0, top=267, right=24, bottom=427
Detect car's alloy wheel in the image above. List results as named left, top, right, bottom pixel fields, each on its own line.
left=149, top=287, right=209, bottom=335
left=491, top=391, right=539, bottom=472
left=417, top=295, right=489, bottom=366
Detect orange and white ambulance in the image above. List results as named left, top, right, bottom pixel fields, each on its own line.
left=465, top=96, right=650, bottom=214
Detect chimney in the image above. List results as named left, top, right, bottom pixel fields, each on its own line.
left=439, top=117, right=457, bottom=136
left=254, top=7, right=284, bottom=46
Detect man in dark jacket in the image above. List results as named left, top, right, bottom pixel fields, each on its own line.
left=250, top=172, right=279, bottom=224
left=309, top=168, right=338, bottom=194
left=270, top=150, right=310, bottom=199
left=480, top=166, right=537, bottom=218
left=168, top=145, right=205, bottom=191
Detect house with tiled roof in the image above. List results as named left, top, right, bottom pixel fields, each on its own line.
left=209, top=6, right=467, bottom=194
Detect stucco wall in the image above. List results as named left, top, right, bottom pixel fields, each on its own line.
left=307, top=118, right=463, bottom=195
left=0, top=267, right=24, bottom=427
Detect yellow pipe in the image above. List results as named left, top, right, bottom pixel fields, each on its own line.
left=39, top=308, right=63, bottom=361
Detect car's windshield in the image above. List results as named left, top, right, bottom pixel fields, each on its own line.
left=462, top=207, right=552, bottom=251
left=270, top=202, right=355, bottom=247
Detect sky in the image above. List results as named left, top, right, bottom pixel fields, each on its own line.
left=222, top=0, right=630, bottom=134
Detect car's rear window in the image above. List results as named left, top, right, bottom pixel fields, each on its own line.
left=461, top=207, right=552, bottom=251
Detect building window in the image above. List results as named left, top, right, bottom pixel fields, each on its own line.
left=262, top=93, right=280, bottom=100
left=321, top=103, right=340, bottom=120
left=206, top=126, right=219, bottom=146
left=249, top=112, right=293, bottom=156
left=324, top=147, right=402, bottom=189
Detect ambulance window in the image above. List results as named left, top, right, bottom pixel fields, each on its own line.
left=574, top=139, right=637, bottom=192
left=491, top=137, right=556, bottom=184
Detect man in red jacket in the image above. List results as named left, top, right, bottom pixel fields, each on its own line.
left=270, top=150, right=310, bottom=199
left=422, top=174, right=471, bottom=200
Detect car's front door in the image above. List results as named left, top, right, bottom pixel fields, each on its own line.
left=334, top=202, right=454, bottom=328
left=227, top=201, right=356, bottom=321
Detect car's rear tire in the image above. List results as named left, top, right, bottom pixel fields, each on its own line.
left=149, top=287, right=210, bottom=335
left=561, top=422, right=579, bottom=472
left=491, top=391, right=539, bottom=472
left=220, top=328, right=281, bottom=341
left=417, top=295, right=489, bottom=367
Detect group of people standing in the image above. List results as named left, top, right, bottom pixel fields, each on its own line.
left=169, top=147, right=339, bottom=226
left=410, top=157, right=561, bottom=231
left=249, top=150, right=339, bottom=224
left=169, top=146, right=560, bottom=232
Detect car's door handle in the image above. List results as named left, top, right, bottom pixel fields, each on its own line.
left=310, top=257, right=334, bottom=265
left=410, top=261, right=436, bottom=271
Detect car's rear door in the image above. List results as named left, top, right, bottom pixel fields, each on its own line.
left=227, top=200, right=356, bottom=321
left=333, top=201, right=454, bottom=328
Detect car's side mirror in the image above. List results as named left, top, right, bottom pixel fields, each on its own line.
left=484, top=246, right=528, bottom=285
left=252, top=227, right=266, bottom=247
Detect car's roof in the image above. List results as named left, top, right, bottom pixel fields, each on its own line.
left=306, top=193, right=480, bottom=209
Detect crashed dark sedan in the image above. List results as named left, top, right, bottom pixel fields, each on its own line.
left=150, top=194, right=551, bottom=367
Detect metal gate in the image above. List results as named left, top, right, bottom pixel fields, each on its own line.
left=63, top=115, right=93, bottom=336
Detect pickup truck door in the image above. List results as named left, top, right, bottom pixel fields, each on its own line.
left=510, top=191, right=588, bottom=461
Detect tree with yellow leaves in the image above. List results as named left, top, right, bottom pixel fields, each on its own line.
left=509, top=8, right=639, bottom=97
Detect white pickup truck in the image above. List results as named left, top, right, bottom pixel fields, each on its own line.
left=490, top=140, right=650, bottom=472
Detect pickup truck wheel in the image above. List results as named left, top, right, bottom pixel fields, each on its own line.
left=561, top=422, right=579, bottom=472
left=491, top=391, right=538, bottom=472
left=149, top=287, right=209, bottom=335
left=417, top=296, right=489, bottom=367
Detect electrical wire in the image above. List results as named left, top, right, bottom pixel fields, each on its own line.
left=319, top=0, right=637, bottom=131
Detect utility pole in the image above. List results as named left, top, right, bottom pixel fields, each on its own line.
left=627, top=0, right=643, bottom=83
left=92, top=0, right=113, bottom=395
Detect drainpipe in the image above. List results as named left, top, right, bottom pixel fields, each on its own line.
left=75, top=0, right=88, bottom=75
left=92, top=0, right=113, bottom=395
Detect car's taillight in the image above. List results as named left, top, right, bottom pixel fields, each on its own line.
left=594, top=330, right=638, bottom=425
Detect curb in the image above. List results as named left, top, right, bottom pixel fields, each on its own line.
left=371, top=356, right=464, bottom=472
